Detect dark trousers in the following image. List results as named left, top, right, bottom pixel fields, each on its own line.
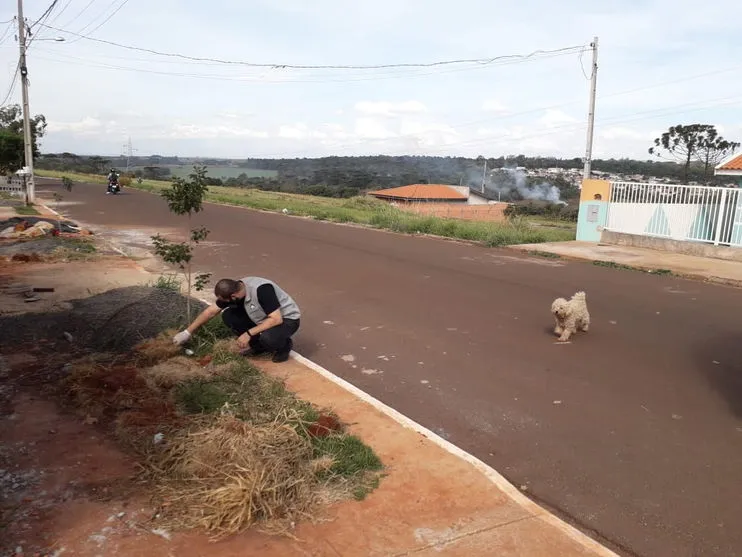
left=221, top=306, right=299, bottom=353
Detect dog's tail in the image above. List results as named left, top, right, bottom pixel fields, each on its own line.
left=573, top=291, right=586, bottom=301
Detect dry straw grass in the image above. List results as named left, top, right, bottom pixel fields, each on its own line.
left=154, top=412, right=335, bottom=538
left=132, top=329, right=182, bottom=366
left=143, top=356, right=211, bottom=389
left=59, top=327, right=383, bottom=538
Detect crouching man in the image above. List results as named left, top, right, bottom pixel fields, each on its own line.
left=173, top=276, right=301, bottom=363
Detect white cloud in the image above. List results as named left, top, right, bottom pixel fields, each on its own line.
left=482, top=100, right=508, bottom=113
left=354, top=101, right=428, bottom=117
left=47, top=117, right=105, bottom=135
left=16, top=0, right=742, bottom=160
left=540, top=110, right=579, bottom=128
left=165, top=124, right=269, bottom=140
left=354, top=117, right=397, bottom=139
left=278, top=123, right=310, bottom=140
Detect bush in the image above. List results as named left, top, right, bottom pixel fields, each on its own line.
left=504, top=201, right=578, bottom=222
left=119, top=176, right=132, bottom=187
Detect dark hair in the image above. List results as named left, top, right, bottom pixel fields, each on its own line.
left=214, top=278, right=241, bottom=299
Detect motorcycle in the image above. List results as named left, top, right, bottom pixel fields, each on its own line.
left=107, top=179, right=121, bottom=194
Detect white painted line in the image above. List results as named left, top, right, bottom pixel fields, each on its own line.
left=290, top=350, right=620, bottom=557
left=39, top=203, right=61, bottom=217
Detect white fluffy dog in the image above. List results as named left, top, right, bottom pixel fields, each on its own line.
left=551, top=291, right=590, bottom=342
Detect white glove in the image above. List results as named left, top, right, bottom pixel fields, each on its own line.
left=173, top=330, right=191, bottom=345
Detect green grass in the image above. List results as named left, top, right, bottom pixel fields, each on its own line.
left=14, top=204, right=40, bottom=216
left=593, top=260, right=674, bottom=276
left=50, top=237, right=98, bottom=260
left=151, top=273, right=182, bottom=292
left=36, top=169, right=575, bottom=246
left=312, top=434, right=383, bottom=478
left=527, top=250, right=562, bottom=259
left=173, top=327, right=383, bottom=495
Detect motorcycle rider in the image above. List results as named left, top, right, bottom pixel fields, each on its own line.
left=107, top=168, right=120, bottom=194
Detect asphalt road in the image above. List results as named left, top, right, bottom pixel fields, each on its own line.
left=37, top=180, right=742, bottom=557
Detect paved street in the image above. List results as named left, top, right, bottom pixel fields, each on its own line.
left=38, top=180, right=742, bottom=557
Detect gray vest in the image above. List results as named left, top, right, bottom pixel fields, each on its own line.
left=240, top=276, right=301, bottom=323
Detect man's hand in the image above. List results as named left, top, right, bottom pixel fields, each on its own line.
left=237, top=332, right=251, bottom=349
left=173, top=330, right=192, bottom=345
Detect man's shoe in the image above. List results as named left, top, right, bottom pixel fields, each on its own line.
left=272, top=339, right=293, bottom=363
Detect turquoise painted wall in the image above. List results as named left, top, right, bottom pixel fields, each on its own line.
left=576, top=200, right=608, bottom=242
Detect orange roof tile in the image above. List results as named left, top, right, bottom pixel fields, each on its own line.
left=717, top=153, right=742, bottom=172
left=368, top=184, right=467, bottom=201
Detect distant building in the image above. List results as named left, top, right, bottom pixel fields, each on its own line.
left=368, top=184, right=468, bottom=204
left=367, top=184, right=508, bottom=223
left=715, top=153, right=742, bottom=187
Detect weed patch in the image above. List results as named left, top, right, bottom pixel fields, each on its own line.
left=14, top=204, right=40, bottom=216
left=58, top=324, right=383, bottom=538
left=593, top=260, right=675, bottom=276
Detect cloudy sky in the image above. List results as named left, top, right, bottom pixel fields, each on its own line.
left=1, top=0, right=741, bottom=160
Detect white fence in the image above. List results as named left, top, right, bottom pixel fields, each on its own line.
left=0, top=175, right=25, bottom=196
left=605, top=182, right=742, bottom=247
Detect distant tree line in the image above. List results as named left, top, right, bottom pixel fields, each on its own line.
left=36, top=151, right=728, bottom=201
left=33, top=122, right=738, bottom=205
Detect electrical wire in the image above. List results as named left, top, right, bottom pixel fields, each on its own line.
left=44, top=0, right=74, bottom=26
left=65, top=0, right=129, bottom=43
left=30, top=47, right=581, bottom=84
left=0, top=20, right=14, bottom=45
left=38, top=22, right=587, bottom=70
left=28, top=0, right=62, bottom=45
left=0, top=62, right=20, bottom=106
left=60, top=0, right=98, bottom=28
left=30, top=0, right=59, bottom=28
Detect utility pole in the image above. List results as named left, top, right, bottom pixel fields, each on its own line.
left=17, top=0, right=35, bottom=203
left=582, top=36, right=598, bottom=181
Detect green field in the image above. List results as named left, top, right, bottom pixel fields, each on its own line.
left=129, top=166, right=277, bottom=180
left=36, top=170, right=575, bottom=247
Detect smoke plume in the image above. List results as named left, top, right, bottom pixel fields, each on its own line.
left=466, top=167, right=565, bottom=204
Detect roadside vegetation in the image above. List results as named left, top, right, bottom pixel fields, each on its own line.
left=63, top=314, right=383, bottom=537
left=37, top=170, right=575, bottom=245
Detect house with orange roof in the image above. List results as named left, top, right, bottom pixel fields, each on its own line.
left=368, top=184, right=469, bottom=204
left=714, top=152, right=742, bottom=186
left=367, top=184, right=508, bottom=223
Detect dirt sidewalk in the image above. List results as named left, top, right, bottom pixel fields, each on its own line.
left=0, top=245, right=619, bottom=556
left=509, top=240, right=742, bottom=287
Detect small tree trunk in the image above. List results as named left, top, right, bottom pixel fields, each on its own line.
left=684, top=151, right=692, bottom=182
left=186, top=261, right=192, bottom=321
left=186, top=213, right=192, bottom=321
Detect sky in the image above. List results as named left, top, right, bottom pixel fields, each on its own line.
left=1, top=0, right=741, bottom=161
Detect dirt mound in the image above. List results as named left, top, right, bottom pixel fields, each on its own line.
left=0, top=286, right=207, bottom=353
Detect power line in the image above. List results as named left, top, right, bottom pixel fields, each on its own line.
left=0, top=62, right=20, bottom=106
left=65, top=0, right=129, bottom=43
left=0, top=20, right=14, bottom=45
left=39, top=22, right=587, bottom=70
left=61, top=0, right=98, bottom=28
left=45, top=0, right=74, bottom=26
left=30, top=0, right=59, bottom=28
left=28, top=0, right=62, bottom=45
left=31, top=47, right=580, bottom=84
